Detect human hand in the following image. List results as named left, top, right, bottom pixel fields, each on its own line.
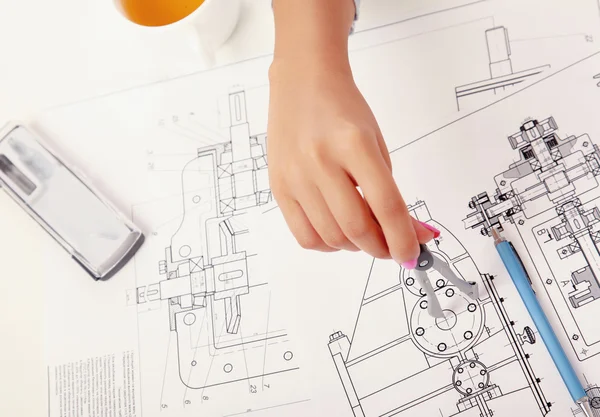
left=267, top=60, right=439, bottom=269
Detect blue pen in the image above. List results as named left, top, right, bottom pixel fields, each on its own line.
left=491, top=228, right=592, bottom=416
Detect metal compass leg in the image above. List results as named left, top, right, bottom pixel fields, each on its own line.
left=430, top=253, right=480, bottom=300
left=414, top=269, right=445, bottom=318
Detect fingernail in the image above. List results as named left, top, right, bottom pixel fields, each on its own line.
left=419, top=221, right=441, bottom=238
left=401, top=258, right=418, bottom=270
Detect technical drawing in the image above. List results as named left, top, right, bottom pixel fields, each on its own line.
left=463, top=116, right=600, bottom=361
left=571, top=384, right=600, bottom=416
left=455, top=27, right=549, bottom=111
left=329, top=201, right=550, bottom=417
left=135, top=89, right=298, bottom=390
left=595, top=72, right=600, bottom=87
left=412, top=243, right=479, bottom=318
left=583, top=385, right=600, bottom=416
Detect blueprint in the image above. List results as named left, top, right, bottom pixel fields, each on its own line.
left=328, top=201, right=551, bottom=417
left=36, top=0, right=600, bottom=416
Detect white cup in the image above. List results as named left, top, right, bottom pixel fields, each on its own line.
left=113, top=0, right=242, bottom=67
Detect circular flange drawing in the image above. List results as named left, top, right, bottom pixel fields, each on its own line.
left=410, top=285, right=484, bottom=357
left=401, top=264, right=448, bottom=297
left=453, top=359, right=490, bottom=396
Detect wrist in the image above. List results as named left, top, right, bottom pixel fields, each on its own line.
left=271, top=0, right=354, bottom=76
left=272, top=30, right=351, bottom=72
left=269, top=53, right=353, bottom=86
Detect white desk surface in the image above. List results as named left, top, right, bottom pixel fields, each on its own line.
left=0, top=0, right=275, bottom=414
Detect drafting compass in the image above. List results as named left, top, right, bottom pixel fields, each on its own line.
left=413, top=244, right=480, bottom=318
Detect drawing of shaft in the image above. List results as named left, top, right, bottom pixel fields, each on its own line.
left=462, top=116, right=600, bottom=360
left=556, top=200, right=600, bottom=307
left=464, top=117, right=600, bottom=233
left=138, top=89, right=270, bottom=336
left=463, top=117, right=600, bottom=305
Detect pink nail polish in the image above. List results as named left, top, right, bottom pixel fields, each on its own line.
left=401, top=258, right=418, bottom=270
left=419, top=221, right=441, bottom=238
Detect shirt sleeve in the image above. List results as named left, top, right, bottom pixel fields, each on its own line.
left=271, top=0, right=361, bottom=35
left=351, top=0, right=360, bottom=33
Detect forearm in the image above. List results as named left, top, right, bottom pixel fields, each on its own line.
left=271, top=0, right=356, bottom=72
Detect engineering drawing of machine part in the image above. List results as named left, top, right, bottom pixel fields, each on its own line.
left=463, top=116, right=600, bottom=360
left=136, top=90, right=296, bottom=388
left=329, top=201, right=550, bottom=417
left=415, top=243, right=479, bottom=318
left=452, top=359, right=490, bottom=397
left=579, top=385, right=600, bottom=417
left=455, top=26, right=549, bottom=111
left=463, top=116, right=600, bottom=234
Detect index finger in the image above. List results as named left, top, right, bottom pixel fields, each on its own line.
left=346, top=141, right=420, bottom=267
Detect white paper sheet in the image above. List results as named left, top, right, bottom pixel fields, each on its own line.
left=35, top=1, right=600, bottom=416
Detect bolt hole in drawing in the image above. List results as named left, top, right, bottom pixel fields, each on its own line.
left=131, top=88, right=299, bottom=412
left=328, top=201, right=550, bottom=417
